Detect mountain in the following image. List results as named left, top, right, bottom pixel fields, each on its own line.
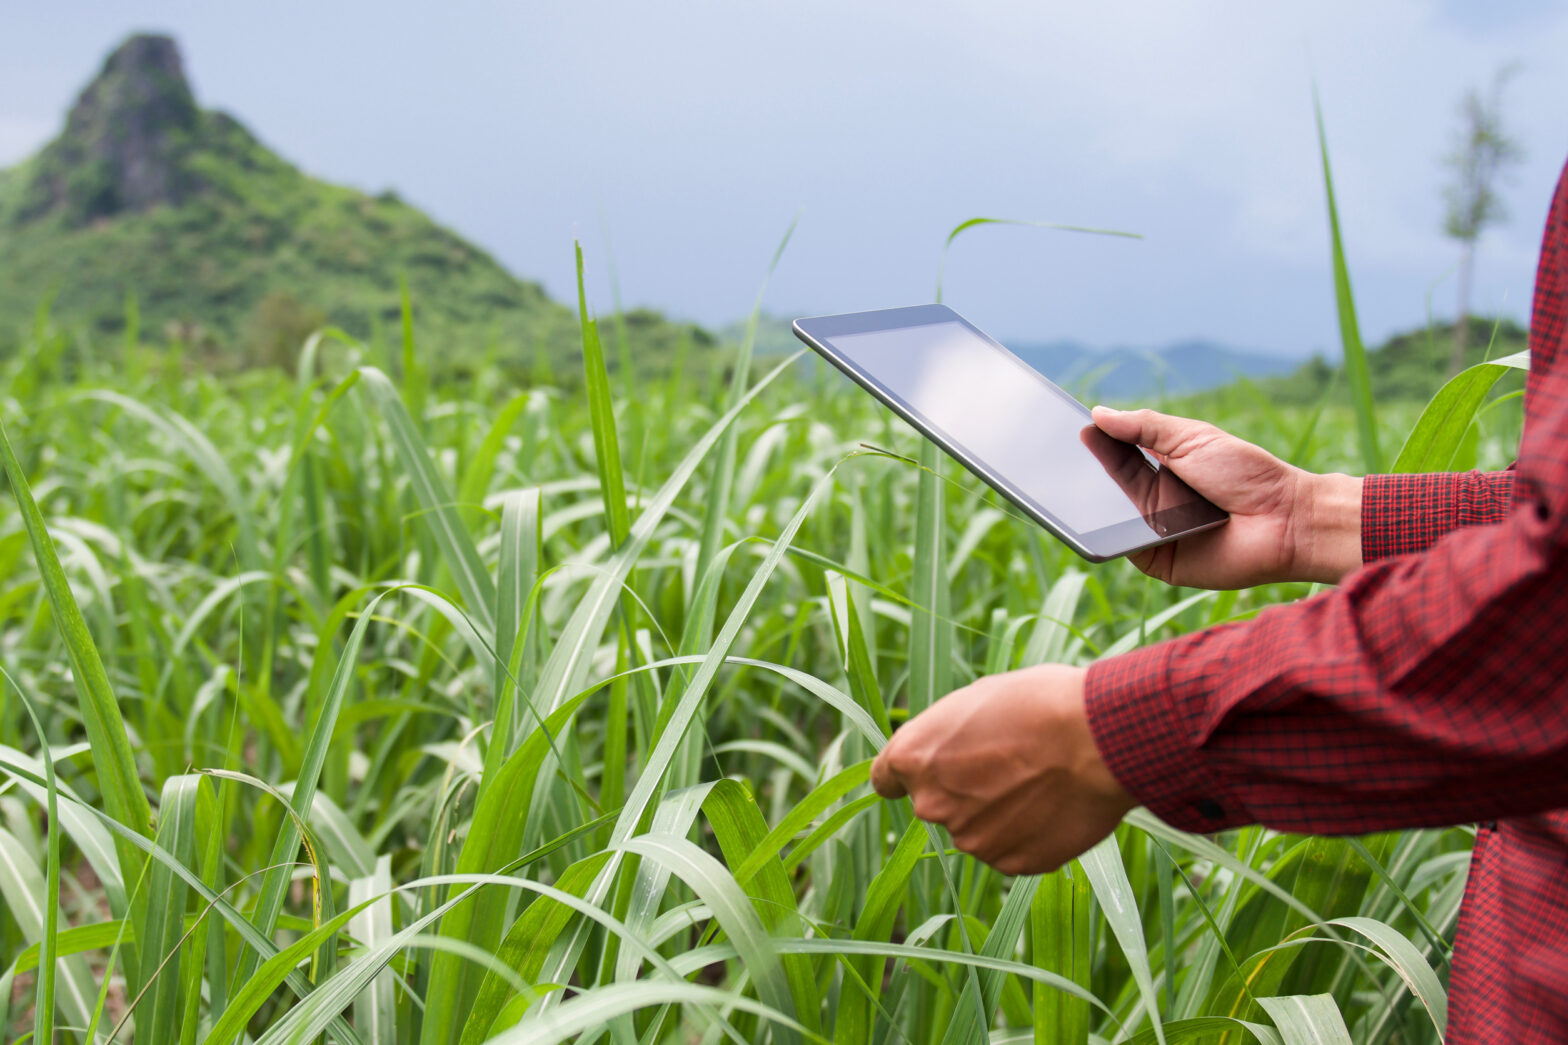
left=1005, top=339, right=1302, bottom=400
left=1247, top=315, right=1530, bottom=406
left=0, top=34, right=707, bottom=373
left=733, top=313, right=1302, bottom=400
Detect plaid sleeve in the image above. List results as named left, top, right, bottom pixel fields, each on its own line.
left=1085, top=475, right=1568, bottom=836
left=1361, top=470, right=1515, bottom=562
left=1083, top=467, right=1518, bottom=835
left=1084, top=637, right=1247, bottom=833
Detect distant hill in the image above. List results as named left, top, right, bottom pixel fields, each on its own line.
left=0, top=34, right=707, bottom=374
left=1241, top=316, right=1530, bottom=407
left=740, top=309, right=1534, bottom=405
left=735, top=313, right=1302, bottom=400
left=1005, top=339, right=1301, bottom=400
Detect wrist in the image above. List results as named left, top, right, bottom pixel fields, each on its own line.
left=1060, top=667, right=1134, bottom=810
left=1293, top=471, right=1364, bottom=584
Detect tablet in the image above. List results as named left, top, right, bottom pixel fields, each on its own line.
left=792, top=304, right=1228, bottom=562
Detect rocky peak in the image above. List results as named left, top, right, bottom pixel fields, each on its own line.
left=18, top=33, right=204, bottom=225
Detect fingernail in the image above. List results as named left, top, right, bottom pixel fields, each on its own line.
left=1093, top=405, right=1118, bottom=415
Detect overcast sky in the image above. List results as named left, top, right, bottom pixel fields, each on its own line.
left=5, top=0, right=1566, bottom=356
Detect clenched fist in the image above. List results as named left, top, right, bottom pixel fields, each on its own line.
left=871, top=664, right=1136, bottom=875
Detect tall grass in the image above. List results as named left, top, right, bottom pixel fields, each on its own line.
left=0, top=156, right=1526, bottom=1043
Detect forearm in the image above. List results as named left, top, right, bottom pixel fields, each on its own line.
left=1291, top=471, right=1364, bottom=584
left=1288, top=468, right=1517, bottom=585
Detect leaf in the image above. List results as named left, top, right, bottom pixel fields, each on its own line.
left=0, top=825, right=100, bottom=1035
left=491, top=981, right=808, bottom=1045
left=1325, top=916, right=1447, bottom=1037
left=229, top=587, right=399, bottom=1001
left=349, top=857, right=396, bottom=1045
left=909, top=440, right=951, bottom=715
left=939, top=874, right=1040, bottom=1045
left=937, top=217, right=1141, bottom=302
left=834, top=819, right=926, bottom=1043
left=1031, top=861, right=1092, bottom=1045
left=137, top=774, right=203, bottom=1044
left=253, top=869, right=684, bottom=1045
left=1392, top=349, right=1529, bottom=473
left=620, top=833, right=799, bottom=1041
left=528, top=352, right=799, bottom=720
left=0, top=417, right=152, bottom=952
left=1256, top=994, right=1353, bottom=1045
left=696, top=214, right=799, bottom=583
left=575, top=242, right=631, bottom=547
left=1080, top=833, right=1166, bottom=1045
left=1314, top=93, right=1382, bottom=473
left=355, top=367, right=497, bottom=636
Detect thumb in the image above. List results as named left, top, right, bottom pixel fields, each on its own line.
left=870, top=740, right=908, bottom=800
left=1091, top=406, right=1211, bottom=460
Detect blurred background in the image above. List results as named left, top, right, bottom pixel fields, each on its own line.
left=3, top=0, right=1564, bottom=370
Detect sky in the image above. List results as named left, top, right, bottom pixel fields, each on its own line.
left=4, top=0, right=1567, bottom=357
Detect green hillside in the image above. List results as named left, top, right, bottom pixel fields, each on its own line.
left=0, top=33, right=708, bottom=374
left=1245, top=316, right=1530, bottom=407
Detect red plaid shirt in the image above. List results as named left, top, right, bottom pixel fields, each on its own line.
left=1085, top=160, right=1568, bottom=1042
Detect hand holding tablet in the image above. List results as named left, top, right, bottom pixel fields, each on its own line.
left=793, top=304, right=1228, bottom=562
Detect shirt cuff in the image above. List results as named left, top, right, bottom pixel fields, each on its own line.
left=1361, top=470, right=1514, bottom=562
left=1084, top=636, right=1246, bottom=834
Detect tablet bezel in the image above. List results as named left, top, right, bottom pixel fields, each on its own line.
left=792, top=303, right=1228, bottom=562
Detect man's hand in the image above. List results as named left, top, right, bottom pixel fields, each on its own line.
left=1089, top=406, right=1364, bottom=589
left=870, top=664, right=1135, bottom=875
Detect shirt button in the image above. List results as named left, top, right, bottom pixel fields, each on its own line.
left=1197, top=799, right=1225, bottom=821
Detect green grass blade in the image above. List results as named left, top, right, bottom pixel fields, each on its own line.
left=0, top=828, right=98, bottom=1034
left=1022, top=570, right=1087, bottom=666
left=1391, top=349, right=1528, bottom=472
left=256, top=870, right=685, bottom=1045
left=1116, top=1017, right=1284, bottom=1045
left=0, top=758, right=367, bottom=1045
left=834, top=819, right=926, bottom=1043
left=1031, top=862, right=1092, bottom=1045
left=0, top=419, right=153, bottom=890
left=575, top=242, right=631, bottom=547
left=909, top=441, right=950, bottom=715
left=620, top=833, right=800, bottom=1041
left=696, top=215, right=799, bottom=583
left=1314, top=92, right=1382, bottom=473
left=939, top=874, right=1040, bottom=1045
left=532, top=463, right=846, bottom=1011
left=8, top=685, right=61, bottom=1045
left=936, top=217, right=1141, bottom=302
left=137, top=774, right=202, bottom=1044
left=1080, top=833, right=1166, bottom=1045
left=699, top=778, right=821, bottom=1034
left=529, top=352, right=799, bottom=719
left=417, top=688, right=597, bottom=1045
left=354, top=367, right=497, bottom=636
left=460, top=854, right=611, bottom=1045
left=1325, top=916, right=1446, bottom=1038
left=490, top=488, right=541, bottom=766
left=494, top=982, right=807, bottom=1045
left=229, top=587, right=398, bottom=1001
left=1256, top=994, right=1352, bottom=1045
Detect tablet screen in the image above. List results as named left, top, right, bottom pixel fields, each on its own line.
left=808, top=311, right=1226, bottom=557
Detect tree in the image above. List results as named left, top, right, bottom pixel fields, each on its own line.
left=1442, top=67, right=1523, bottom=375
left=242, top=290, right=326, bottom=371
